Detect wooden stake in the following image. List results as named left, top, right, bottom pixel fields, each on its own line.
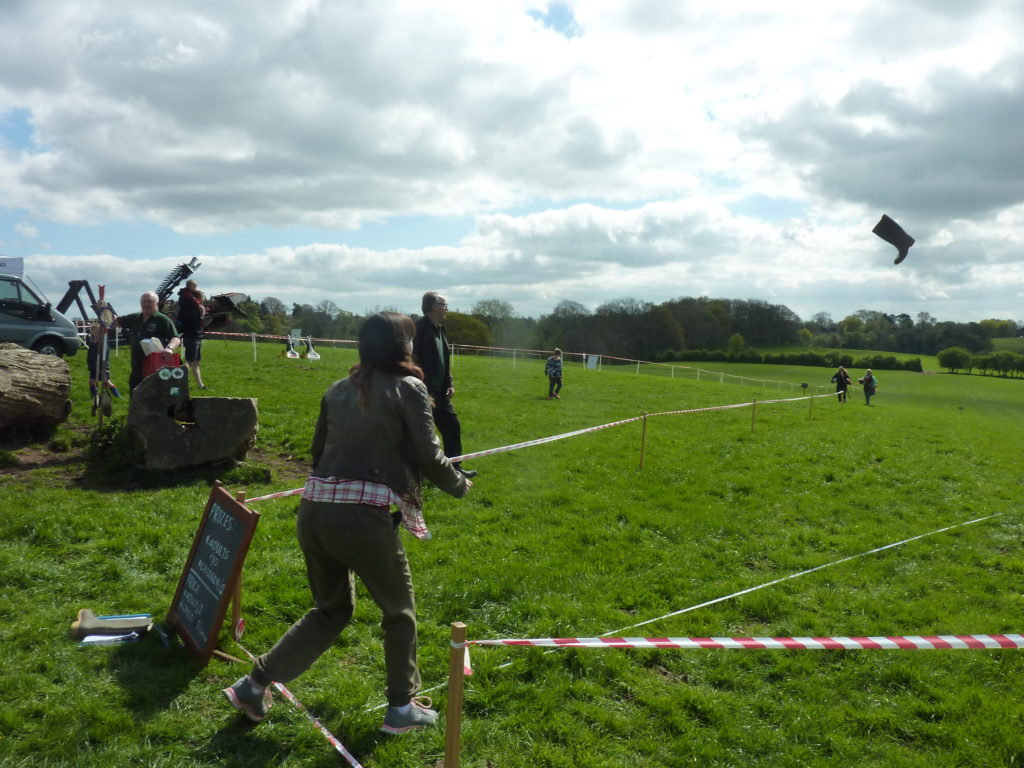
left=750, top=399, right=757, bottom=432
left=445, top=622, right=468, bottom=768
left=232, top=492, right=246, bottom=640
left=212, top=649, right=246, bottom=665
left=639, top=413, right=649, bottom=470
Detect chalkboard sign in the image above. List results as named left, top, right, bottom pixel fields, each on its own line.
left=167, top=482, right=259, bottom=662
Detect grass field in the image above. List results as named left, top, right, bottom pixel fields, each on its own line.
left=992, top=337, right=1024, bottom=354
left=1, top=339, right=1022, bottom=767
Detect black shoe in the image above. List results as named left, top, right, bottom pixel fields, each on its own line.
left=459, top=469, right=478, bottom=479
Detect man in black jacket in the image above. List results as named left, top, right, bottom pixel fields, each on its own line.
left=411, top=291, right=477, bottom=478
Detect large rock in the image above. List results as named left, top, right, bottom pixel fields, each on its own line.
left=0, top=343, right=72, bottom=428
left=127, top=366, right=258, bottom=469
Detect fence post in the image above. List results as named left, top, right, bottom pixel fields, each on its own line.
left=639, top=413, right=649, bottom=470
left=636, top=360, right=640, bottom=375
left=808, top=393, right=814, bottom=420
left=751, top=399, right=757, bottom=432
left=445, top=622, right=468, bottom=768
left=251, top=332, right=257, bottom=363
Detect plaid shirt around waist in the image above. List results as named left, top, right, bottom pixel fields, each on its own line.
left=302, top=476, right=431, bottom=540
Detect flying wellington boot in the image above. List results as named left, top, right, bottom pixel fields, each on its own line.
left=872, top=214, right=915, bottom=264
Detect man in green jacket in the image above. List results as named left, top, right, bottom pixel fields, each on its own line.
left=117, top=291, right=180, bottom=392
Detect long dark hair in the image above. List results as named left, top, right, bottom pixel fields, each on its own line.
left=349, top=312, right=423, bottom=400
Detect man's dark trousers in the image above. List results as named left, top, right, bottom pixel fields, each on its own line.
left=430, top=394, right=463, bottom=465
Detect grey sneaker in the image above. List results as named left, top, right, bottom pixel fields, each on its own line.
left=223, top=676, right=271, bottom=722
left=380, top=697, right=439, bottom=734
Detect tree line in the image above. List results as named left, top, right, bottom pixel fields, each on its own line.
left=226, top=294, right=1021, bottom=364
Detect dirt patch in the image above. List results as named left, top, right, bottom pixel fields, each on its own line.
left=0, top=428, right=308, bottom=490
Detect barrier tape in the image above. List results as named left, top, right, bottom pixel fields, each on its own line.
left=469, top=634, right=1024, bottom=650
left=245, top=393, right=833, bottom=503
left=235, top=644, right=364, bottom=768
left=600, top=513, right=1002, bottom=637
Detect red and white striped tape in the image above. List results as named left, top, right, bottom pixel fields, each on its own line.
left=469, top=634, right=1024, bottom=650
left=245, top=487, right=304, bottom=503
left=236, top=643, right=364, bottom=767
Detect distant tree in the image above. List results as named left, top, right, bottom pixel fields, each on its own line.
left=727, top=332, right=745, bottom=357
left=536, top=300, right=592, bottom=351
left=937, top=347, right=971, bottom=373
left=329, top=309, right=362, bottom=340
left=981, top=318, right=1020, bottom=338
left=972, top=355, right=994, bottom=376
left=808, top=311, right=835, bottom=333
left=315, top=299, right=340, bottom=318
left=664, top=297, right=730, bottom=350
left=591, top=298, right=655, bottom=358
left=992, top=351, right=1016, bottom=377
left=727, top=299, right=800, bottom=347
left=472, top=299, right=517, bottom=346
left=233, top=299, right=263, bottom=333
left=444, top=312, right=492, bottom=346
left=472, top=299, right=515, bottom=326
left=260, top=296, right=287, bottom=317
left=261, top=313, right=288, bottom=337
left=552, top=300, right=590, bottom=318
left=290, top=303, right=333, bottom=338
left=840, top=314, right=864, bottom=335
left=797, top=327, right=812, bottom=347
left=1014, top=354, right=1024, bottom=378
left=634, top=305, right=684, bottom=360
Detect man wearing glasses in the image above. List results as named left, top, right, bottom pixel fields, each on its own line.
left=412, top=291, right=477, bottom=479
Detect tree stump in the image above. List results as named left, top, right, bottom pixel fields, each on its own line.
left=0, top=343, right=73, bottom=429
left=127, top=365, right=258, bottom=469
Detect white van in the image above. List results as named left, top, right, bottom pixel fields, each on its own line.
left=0, top=256, right=83, bottom=357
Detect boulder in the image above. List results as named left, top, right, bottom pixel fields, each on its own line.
left=127, top=366, right=258, bottom=469
left=0, top=343, right=72, bottom=429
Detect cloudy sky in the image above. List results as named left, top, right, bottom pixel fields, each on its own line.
left=1, top=0, right=1022, bottom=324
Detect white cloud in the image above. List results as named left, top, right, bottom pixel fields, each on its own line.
left=2, top=0, right=1023, bottom=323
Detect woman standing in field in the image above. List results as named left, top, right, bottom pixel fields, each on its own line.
left=859, top=369, right=878, bottom=405
left=223, top=312, right=472, bottom=733
left=831, top=365, right=851, bottom=403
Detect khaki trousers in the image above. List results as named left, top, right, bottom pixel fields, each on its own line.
left=252, top=500, right=420, bottom=706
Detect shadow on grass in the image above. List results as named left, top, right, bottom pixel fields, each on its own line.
left=107, top=637, right=203, bottom=717
left=209, top=694, right=389, bottom=768
left=76, top=458, right=273, bottom=492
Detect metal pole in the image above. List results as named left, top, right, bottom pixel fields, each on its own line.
left=751, top=399, right=757, bottom=432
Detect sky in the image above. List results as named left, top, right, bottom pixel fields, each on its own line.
left=1, top=0, right=1023, bottom=324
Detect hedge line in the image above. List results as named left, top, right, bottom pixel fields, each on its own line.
left=655, top=348, right=923, bottom=372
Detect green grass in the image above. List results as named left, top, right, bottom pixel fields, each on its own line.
left=991, top=337, right=1024, bottom=354
left=1, top=339, right=1023, bottom=767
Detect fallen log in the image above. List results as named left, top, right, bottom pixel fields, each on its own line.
left=0, top=343, right=72, bottom=429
